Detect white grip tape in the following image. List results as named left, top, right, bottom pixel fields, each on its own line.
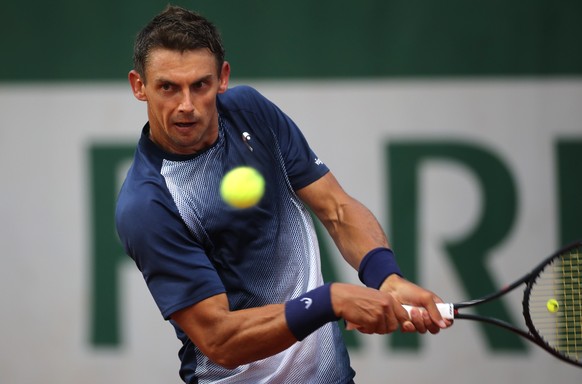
left=402, top=303, right=454, bottom=320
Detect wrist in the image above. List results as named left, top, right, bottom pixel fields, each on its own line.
left=284, top=283, right=340, bottom=341
left=379, top=273, right=405, bottom=291
left=358, top=247, right=402, bottom=289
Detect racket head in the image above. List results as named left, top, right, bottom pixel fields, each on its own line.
left=523, top=241, right=582, bottom=367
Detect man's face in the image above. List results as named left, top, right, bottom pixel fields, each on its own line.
left=129, top=48, right=230, bottom=155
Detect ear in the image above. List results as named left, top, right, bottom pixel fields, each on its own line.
left=128, top=70, right=147, bottom=101
left=218, top=61, right=230, bottom=94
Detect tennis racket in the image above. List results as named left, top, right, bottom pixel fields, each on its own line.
left=404, top=240, right=582, bottom=368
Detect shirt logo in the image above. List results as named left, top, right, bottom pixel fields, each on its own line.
left=314, top=158, right=324, bottom=166
left=242, top=132, right=254, bottom=152
left=300, top=297, right=313, bottom=309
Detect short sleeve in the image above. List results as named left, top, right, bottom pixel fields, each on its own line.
left=228, top=86, right=330, bottom=191
left=116, top=179, right=226, bottom=320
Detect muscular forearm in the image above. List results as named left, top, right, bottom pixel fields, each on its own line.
left=321, top=197, right=390, bottom=269
left=210, top=305, right=297, bottom=367
left=172, top=296, right=296, bottom=368
left=171, top=282, right=411, bottom=369
left=297, top=172, right=391, bottom=270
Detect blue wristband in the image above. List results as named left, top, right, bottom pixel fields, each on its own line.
left=358, top=247, right=402, bottom=289
left=284, top=283, right=340, bottom=341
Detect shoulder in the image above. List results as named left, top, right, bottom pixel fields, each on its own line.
left=218, top=85, right=273, bottom=112
left=115, top=154, right=177, bottom=241
left=220, top=84, right=263, bottom=100
left=115, top=170, right=185, bottom=268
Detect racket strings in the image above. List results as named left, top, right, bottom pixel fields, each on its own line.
left=528, top=246, right=582, bottom=363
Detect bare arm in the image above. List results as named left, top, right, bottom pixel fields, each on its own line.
left=171, top=293, right=294, bottom=369
left=171, top=283, right=408, bottom=368
left=297, top=172, right=450, bottom=333
left=296, top=171, right=389, bottom=269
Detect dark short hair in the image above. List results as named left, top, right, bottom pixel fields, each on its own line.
left=133, top=5, right=226, bottom=82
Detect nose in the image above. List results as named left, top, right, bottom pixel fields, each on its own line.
left=178, top=91, right=195, bottom=114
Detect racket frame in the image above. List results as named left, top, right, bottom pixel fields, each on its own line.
left=450, top=240, right=582, bottom=368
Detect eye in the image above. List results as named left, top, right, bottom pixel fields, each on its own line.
left=161, top=83, right=173, bottom=91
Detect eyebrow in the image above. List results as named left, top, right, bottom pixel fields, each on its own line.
left=154, top=74, right=214, bottom=86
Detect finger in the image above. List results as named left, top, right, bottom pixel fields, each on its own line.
left=346, top=317, right=386, bottom=335
left=393, top=301, right=412, bottom=324
left=423, top=310, right=442, bottom=334
left=345, top=321, right=359, bottom=331
left=401, top=320, right=415, bottom=333
left=408, top=307, right=428, bottom=334
left=381, top=301, right=402, bottom=334
left=346, top=322, right=374, bottom=334
left=392, top=301, right=418, bottom=333
left=424, top=299, right=448, bottom=329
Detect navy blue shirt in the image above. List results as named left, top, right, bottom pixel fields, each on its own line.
left=116, top=86, right=354, bottom=383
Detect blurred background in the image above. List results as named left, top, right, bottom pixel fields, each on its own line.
left=1, top=1, right=581, bottom=383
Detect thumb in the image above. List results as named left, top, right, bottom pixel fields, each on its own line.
left=345, top=321, right=361, bottom=331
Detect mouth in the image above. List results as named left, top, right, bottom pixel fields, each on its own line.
left=174, top=121, right=196, bottom=129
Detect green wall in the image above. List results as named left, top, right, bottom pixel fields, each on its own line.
left=2, top=0, right=582, bottom=81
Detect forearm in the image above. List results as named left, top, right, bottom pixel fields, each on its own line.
left=212, top=305, right=296, bottom=367
left=172, top=285, right=337, bottom=368
left=172, top=282, right=402, bottom=369
left=172, top=297, right=296, bottom=368
left=297, top=172, right=390, bottom=270
left=320, top=197, right=390, bottom=269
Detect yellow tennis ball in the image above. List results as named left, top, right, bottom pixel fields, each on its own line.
left=546, top=298, right=559, bottom=313
left=220, top=166, right=265, bottom=209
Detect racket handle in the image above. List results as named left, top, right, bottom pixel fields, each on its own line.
left=402, top=303, right=454, bottom=320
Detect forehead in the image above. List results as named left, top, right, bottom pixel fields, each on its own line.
left=145, top=48, right=218, bottom=81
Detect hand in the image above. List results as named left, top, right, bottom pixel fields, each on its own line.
left=379, top=274, right=452, bottom=334
left=330, top=283, right=411, bottom=334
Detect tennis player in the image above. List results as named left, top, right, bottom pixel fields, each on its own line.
left=116, top=5, right=451, bottom=383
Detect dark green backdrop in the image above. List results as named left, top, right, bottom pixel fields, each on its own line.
left=2, top=0, right=582, bottom=81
